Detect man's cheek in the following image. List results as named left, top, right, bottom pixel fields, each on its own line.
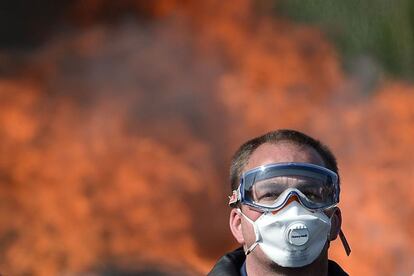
left=241, top=220, right=255, bottom=244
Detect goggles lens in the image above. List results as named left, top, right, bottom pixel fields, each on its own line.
left=241, top=163, right=339, bottom=210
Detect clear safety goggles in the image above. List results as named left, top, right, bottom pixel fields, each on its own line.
left=229, top=163, right=340, bottom=212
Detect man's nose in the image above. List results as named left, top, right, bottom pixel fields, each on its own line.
left=286, top=194, right=300, bottom=205
left=271, top=194, right=300, bottom=214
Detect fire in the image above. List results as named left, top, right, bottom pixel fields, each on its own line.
left=1, top=0, right=414, bottom=275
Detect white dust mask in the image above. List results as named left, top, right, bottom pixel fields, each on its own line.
left=238, top=200, right=332, bottom=268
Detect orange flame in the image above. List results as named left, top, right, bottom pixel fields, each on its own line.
left=1, top=1, right=414, bottom=275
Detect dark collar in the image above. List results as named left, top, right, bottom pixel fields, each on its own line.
left=208, top=247, right=245, bottom=276
left=240, top=260, right=247, bottom=276
left=208, top=247, right=349, bottom=276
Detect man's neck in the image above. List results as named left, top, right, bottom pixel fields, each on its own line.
left=245, top=249, right=329, bottom=276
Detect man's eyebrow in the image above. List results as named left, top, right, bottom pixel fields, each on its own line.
left=256, top=176, right=317, bottom=187
left=254, top=179, right=289, bottom=188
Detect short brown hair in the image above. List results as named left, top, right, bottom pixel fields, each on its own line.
left=230, top=129, right=339, bottom=193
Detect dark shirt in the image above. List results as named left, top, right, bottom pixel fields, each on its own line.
left=208, top=247, right=348, bottom=276
left=240, top=261, right=247, bottom=276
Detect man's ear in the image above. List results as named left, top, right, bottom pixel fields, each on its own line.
left=329, top=207, right=342, bottom=241
left=229, top=208, right=245, bottom=244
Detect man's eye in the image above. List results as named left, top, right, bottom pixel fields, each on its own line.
left=304, top=192, right=320, bottom=200
left=258, top=192, right=280, bottom=200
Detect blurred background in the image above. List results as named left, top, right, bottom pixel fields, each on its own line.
left=0, top=0, right=414, bottom=275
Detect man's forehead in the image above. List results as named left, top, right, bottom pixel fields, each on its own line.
left=243, top=142, right=325, bottom=173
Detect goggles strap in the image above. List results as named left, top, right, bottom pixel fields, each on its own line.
left=228, top=189, right=239, bottom=206
left=339, top=229, right=351, bottom=256
left=237, top=208, right=260, bottom=256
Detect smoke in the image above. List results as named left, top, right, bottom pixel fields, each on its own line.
left=1, top=0, right=414, bottom=275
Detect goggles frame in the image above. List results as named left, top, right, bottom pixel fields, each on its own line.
left=229, top=162, right=340, bottom=212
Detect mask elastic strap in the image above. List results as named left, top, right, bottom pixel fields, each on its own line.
left=326, top=206, right=351, bottom=256
left=245, top=240, right=258, bottom=255
left=339, top=229, right=351, bottom=256
left=237, top=208, right=260, bottom=256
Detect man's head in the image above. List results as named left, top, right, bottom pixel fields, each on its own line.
left=230, top=129, right=339, bottom=193
left=228, top=130, right=346, bottom=273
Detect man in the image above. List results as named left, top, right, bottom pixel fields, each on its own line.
left=208, top=130, right=350, bottom=276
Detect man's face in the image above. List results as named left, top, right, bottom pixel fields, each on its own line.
left=231, top=141, right=331, bottom=267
